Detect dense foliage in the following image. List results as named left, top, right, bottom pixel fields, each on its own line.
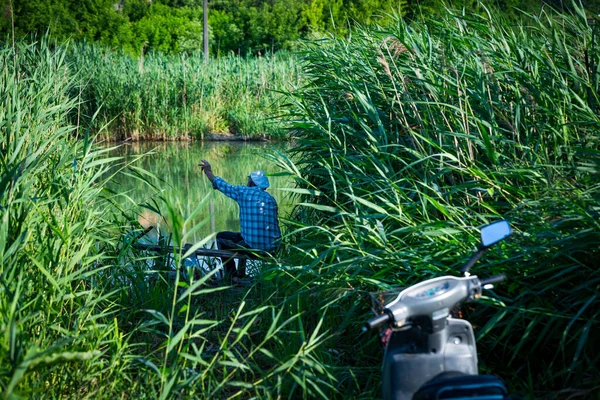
left=277, top=2, right=600, bottom=396
left=0, top=39, right=332, bottom=398
left=0, top=40, right=133, bottom=396
left=2, top=2, right=600, bottom=399
left=3, top=0, right=598, bottom=56
left=67, top=43, right=300, bottom=140
left=0, top=0, right=397, bottom=55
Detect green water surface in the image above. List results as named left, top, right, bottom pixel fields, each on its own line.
left=108, top=141, right=293, bottom=245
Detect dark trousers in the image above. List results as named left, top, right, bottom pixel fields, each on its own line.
left=216, top=231, right=249, bottom=278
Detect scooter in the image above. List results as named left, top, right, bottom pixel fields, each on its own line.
left=364, top=220, right=515, bottom=400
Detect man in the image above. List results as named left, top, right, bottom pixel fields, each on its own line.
left=199, top=159, right=281, bottom=281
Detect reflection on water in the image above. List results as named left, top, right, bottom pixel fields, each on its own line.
left=107, top=141, right=293, bottom=245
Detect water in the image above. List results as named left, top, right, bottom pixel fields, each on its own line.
left=107, top=141, right=294, bottom=247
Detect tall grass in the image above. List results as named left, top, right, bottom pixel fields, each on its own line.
left=0, top=39, right=136, bottom=396
left=0, top=39, right=339, bottom=399
left=4, top=4, right=600, bottom=399
left=274, top=2, right=600, bottom=397
left=69, top=44, right=302, bottom=141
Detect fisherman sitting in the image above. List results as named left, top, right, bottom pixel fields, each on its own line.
left=199, top=159, right=281, bottom=282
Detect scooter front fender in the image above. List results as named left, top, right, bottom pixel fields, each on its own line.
left=382, top=318, right=478, bottom=400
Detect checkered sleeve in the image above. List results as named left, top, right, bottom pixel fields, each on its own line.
left=212, top=177, right=242, bottom=201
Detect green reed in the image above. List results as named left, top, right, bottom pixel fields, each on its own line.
left=274, top=3, right=600, bottom=397
left=0, top=39, right=135, bottom=396
left=0, top=38, right=339, bottom=399
left=69, top=44, right=302, bottom=141
left=4, top=4, right=600, bottom=398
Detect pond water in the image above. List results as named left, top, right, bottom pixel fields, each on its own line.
left=107, top=141, right=294, bottom=247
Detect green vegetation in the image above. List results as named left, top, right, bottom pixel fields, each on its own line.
left=4, top=0, right=597, bottom=57
left=69, top=44, right=301, bottom=140
left=277, top=2, right=600, bottom=396
left=0, top=39, right=338, bottom=398
left=0, top=40, right=135, bottom=396
left=5, top=0, right=599, bottom=141
left=2, top=3, right=600, bottom=400
left=2, top=0, right=403, bottom=56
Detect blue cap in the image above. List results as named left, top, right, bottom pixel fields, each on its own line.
left=249, top=170, right=270, bottom=189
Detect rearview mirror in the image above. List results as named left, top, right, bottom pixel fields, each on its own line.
left=481, top=220, right=511, bottom=248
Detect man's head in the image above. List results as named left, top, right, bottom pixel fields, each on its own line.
left=248, top=170, right=270, bottom=189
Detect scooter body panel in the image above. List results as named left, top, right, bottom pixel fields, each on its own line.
left=382, top=318, right=477, bottom=400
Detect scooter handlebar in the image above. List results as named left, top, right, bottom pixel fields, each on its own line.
left=363, top=312, right=391, bottom=332
left=364, top=274, right=507, bottom=332
left=479, top=274, right=506, bottom=287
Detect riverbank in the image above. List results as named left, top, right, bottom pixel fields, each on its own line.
left=69, top=43, right=301, bottom=141
left=112, top=132, right=280, bottom=142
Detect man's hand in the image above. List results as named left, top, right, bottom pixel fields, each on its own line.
left=199, top=159, right=215, bottom=183
left=199, top=159, right=212, bottom=173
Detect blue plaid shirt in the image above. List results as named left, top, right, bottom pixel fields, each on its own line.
left=213, top=177, right=281, bottom=251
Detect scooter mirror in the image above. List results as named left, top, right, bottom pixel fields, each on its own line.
left=481, top=220, right=511, bottom=248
